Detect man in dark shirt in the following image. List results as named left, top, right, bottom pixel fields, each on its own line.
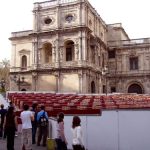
left=0, top=104, right=7, bottom=138
left=31, top=103, right=38, bottom=144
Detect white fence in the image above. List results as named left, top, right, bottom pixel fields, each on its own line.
left=49, top=110, right=150, bottom=150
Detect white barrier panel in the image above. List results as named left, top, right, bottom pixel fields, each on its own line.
left=49, top=110, right=150, bottom=150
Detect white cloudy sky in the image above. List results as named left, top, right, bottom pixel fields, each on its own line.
left=0, top=0, right=150, bottom=61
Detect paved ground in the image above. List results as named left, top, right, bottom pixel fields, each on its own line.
left=0, top=133, right=47, bottom=150
left=0, top=94, right=47, bottom=150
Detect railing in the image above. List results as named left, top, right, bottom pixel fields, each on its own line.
left=10, top=66, right=32, bottom=72
left=38, top=63, right=55, bottom=69
left=10, top=61, right=101, bottom=72
left=11, top=30, right=33, bottom=38
left=107, top=23, right=122, bottom=28
left=38, top=61, right=101, bottom=70
left=108, top=70, right=150, bottom=76
left=108, top=38, right=150, bottom=47
left=34, top=0, right=80, bottom=9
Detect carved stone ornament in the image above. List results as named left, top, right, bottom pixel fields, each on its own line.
left=59, top=46, right=64, bottom=60
left=19, top=49, right=30, bottom=55
left=129, top=50, right=136, bottom=57
left=52, top=40, right=58, bottom=47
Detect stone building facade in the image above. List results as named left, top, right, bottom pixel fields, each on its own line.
left=9, top=0, right=150, bottom=94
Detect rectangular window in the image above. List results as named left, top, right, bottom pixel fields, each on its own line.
left=102, top=54, right=104, bottom=67
left=103, top=85, right=106, bottom=93
left=66, top=48, right=72, bottom=61
left=130, top=57, right=138, bottom=70
left=98, top=56, right=101, bottom=66
left=108, top=50, right=116, bottom=58
left=111, top=87, right=116, bottom=93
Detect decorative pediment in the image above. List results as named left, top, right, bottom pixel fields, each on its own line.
left=19, top=49, right=30, bottom=55
left=129, top=50, right=137, bottom=57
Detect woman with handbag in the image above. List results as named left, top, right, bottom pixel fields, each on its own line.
left=71, top=116, right=85, bottom=150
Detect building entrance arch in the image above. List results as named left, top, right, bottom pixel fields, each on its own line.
left=128, top=83, right=143, bottom=94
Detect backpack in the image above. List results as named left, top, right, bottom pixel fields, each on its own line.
left=38, top=111, right=48, bottom=127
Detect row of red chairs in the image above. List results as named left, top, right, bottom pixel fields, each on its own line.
left=7, top=92, right=150, bottom=116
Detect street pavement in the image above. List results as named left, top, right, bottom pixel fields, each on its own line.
left=0, top=94, right=47, bottom=150
left=0, top=133, right=47, bottom=150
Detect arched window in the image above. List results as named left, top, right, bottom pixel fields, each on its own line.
left=128, top=83, right=143, bottom=94
left=21, top=88, right=26, bottom=91
left=91, top=81, right=96, bottom=93
left=21, top=55, right=27, bottom=70
left=65, top=41, right=74, bottom=61
left=43, top=43, right=52, bottom=63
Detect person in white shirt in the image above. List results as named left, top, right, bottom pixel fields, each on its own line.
left=20, top=104, right=34, bottom=150
left=71, top=116, right=85, bottom=150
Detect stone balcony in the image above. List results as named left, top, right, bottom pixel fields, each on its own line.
left=37, top=61, right=101, bottom=71
left=108, top=69, right=150, bottom=77
left=33, top=0, right=82, bottom=10
left=10, top=30, right=33, bottom=39
left=10, top=61, right=102, bottom=73
left=108, top=38, right=150, bottom=48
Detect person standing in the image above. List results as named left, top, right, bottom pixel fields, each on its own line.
left=37, top=105, right=48, bottom=147
left=31, top=103, right=38, bottom=144
left=71, top=116, right=85, bottom=150
left=55, top=112, right=68, bottom=150
left=21, top=104, right=34, bottom=150
left=4, top=106, right=17, bottom=150
left=0, top=104, right=7, bottom=138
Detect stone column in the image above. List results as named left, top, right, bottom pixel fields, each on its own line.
left=55, top=74, right=59, bottom=92
left=98, top=76, right=102, bottom=93
left=55, top=73, right=61, bottom=92
left=59, top=46, right=64, bottom=62
left=52, top=46, right=56, bottom=63
left=11, top=44, right=16, bottom=69
left=82, top=33, right=86, bottom=61
left=95, top=46, right=99, bottom=65
left=33, top=5, right=40, bottom=32
left=32, top=72, right=38, bottom=91
left=78, top=73, right=83, bottom=93
left=74, top=43, right=79, bottom=61
left=55, top=39, right=59, bottom=67
left=32, top=39, right=37, bottom=68
left=79, top=32, right=83, bottom=62
left=82, top=72, right=87, bottom=93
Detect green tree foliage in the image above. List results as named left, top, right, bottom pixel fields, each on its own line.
left=0, top=58, right=10, bottom=91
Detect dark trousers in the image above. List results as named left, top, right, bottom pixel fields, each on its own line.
left=55, top=138, right=67, bottom=150
left=32, top=125, right=37, bottom=144
left=37, top=126, right=48, bottom=146
left=0, top=122, right=5, bottom=138
left=73, top=145, right=85, bottom=150
left=0, top=124, right=3, bottom=137
left=6, top=129, right=15, bottom=150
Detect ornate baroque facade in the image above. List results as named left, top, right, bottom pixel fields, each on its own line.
left=9, top=0, right=150, bottom=94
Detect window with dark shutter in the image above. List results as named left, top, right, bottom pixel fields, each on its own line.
left=108, top=50, right=116, bottom=58
left=130, top=57, right=138, bottom=70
